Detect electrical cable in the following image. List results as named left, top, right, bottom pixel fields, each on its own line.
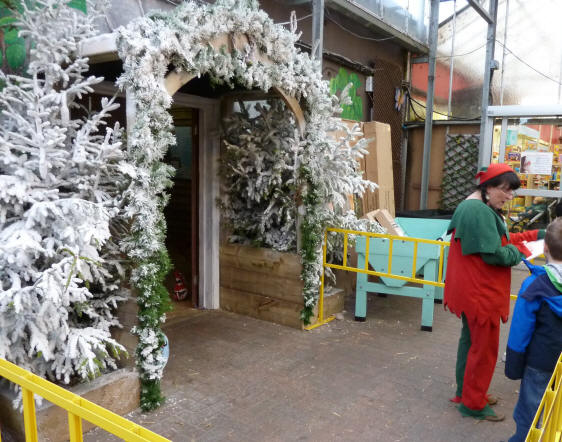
left=435, top=41, right=488, bottom=59
left=436, top=38, right=561, bottom=86
left=409, top=99, right=426, bottom=121
left=277, top=13, right=313, bottom=26
left=406, top=90, right=480, bottom=121
left=324, top=9, right=396, bottom=42
left=496, top=40, right=562, bottom=86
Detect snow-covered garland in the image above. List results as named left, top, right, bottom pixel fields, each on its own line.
left=116, top=0, right=380, bottom=409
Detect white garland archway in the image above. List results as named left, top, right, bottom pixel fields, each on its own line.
left=115, top=0, right=372, bottom=410
left=163, top=32, right=306, bottom=136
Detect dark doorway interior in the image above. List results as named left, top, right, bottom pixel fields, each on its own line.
left=164, top=107, right=199, bottom=314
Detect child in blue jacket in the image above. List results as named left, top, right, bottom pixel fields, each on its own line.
left=505, top=217, right=562, bottom=442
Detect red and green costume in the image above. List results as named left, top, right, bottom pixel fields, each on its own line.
left=444, top=199, right=544, bottom=418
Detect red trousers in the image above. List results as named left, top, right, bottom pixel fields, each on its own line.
left=460, top=315, right=500, bottom=410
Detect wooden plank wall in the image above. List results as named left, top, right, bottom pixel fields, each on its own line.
left=404, top=124, right=480, bottom=210
left=220, top=244, right=305, bottom=328
left=219, top=244, right=344, bottom=328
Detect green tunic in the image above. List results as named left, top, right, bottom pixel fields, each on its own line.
left=447, top=199, right=522, bottom=266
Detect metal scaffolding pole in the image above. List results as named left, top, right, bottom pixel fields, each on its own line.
left=499, top=0, right=509, bottom=106
left=312, top=0, right=324, bottom=70
left=477, top=0, right=498, bottom=167
left=447, top=0, right=457, bottom=118
left=419, top=0, right=439, bottom=210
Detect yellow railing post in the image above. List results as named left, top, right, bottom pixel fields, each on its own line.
left=364, top=236, right=370, bottom=271
left=411, top=241, right=418, bottom=279
left=304, top=230, right=336, bottom=330
left=68, top=401, right=83, bottom=442
left=438, top=244, right=445, bottom=283
left=22, top=387, right=38, bottom=442
left=387, top=239, right=393, bottom=274
left=0, top=358, right=171, bottom=442
left=318, top=229, right=327, bottom=324
left=342, top=233, right=348, bottom=268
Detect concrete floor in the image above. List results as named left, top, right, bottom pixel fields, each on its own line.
left=83, top=265, right=533, bottom=442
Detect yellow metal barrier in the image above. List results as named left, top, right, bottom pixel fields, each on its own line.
left=305, top=228, right=449, bottom=330
left=527, top=352, right=562, bottom=442
left=0, top=358, right=171, bottom=442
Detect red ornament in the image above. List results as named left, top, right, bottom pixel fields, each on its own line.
left=173, top=271, right=188, bottom=301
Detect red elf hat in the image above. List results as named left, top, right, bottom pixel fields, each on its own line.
left=475, top=163, right=515, bottom=185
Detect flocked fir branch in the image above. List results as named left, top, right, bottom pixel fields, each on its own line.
left=219, top=100, right=302, bottom=251
left=0, top=0, right=130, bottom=405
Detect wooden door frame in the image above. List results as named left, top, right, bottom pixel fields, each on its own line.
left=190, top=110, right=200, bottom=307
left=93, top=81, right=221, bottom=310
left=164, top=92, right=220, bottom=310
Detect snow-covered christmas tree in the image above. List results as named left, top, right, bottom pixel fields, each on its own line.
left=0, top=0, right=129, bottom=392
left=219, top=96, right=382, bottom=254
left=219, top=100, right=302, bottom=251
left=219, top=91, right=384, bottom=314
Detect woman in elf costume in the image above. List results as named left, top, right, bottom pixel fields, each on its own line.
left=444, top=163, right=545, bottom=421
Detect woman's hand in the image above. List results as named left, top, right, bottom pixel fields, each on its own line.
left=512, top=242, right=532, bottom=258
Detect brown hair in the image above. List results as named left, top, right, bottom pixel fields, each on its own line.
left=545, top=217, right=562, bottom=261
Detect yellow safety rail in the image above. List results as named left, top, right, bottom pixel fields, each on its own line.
left=527, top=352, right=562, bottom=442
left=304, top=227, right=449, bottom=330
left=0, top=358, right=171, bottom=442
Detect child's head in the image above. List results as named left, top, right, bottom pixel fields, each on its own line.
left=544, top=218, right=562, bottom=262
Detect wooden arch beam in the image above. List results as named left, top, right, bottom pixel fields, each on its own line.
left=163, top=32, right=306, bottom=136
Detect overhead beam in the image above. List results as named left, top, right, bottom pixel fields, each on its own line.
left=411, top=56, right=428, bottom=64
left=327, top=0, right=429, bottom=54
left=79, top=33, right=119, bottom=63
left=487, top=105, right=562, bottom=118
left=467, top=0, right=494, bottom=24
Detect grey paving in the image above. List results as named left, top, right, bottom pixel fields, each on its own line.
left=84, top=265, right=533, bottom=442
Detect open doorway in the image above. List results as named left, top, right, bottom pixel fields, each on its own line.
left=164, top=106, right=200, bottom=316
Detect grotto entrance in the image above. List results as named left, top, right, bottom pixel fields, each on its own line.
left=163, top=106, right=200, bottom=313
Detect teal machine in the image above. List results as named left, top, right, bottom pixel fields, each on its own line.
left=354, top=218, right=451, bottom=331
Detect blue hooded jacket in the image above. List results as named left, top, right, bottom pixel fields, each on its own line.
left=505, top=260, right=562, bottom=380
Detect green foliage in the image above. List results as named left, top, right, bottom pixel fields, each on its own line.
left=67, top=0, right=86, bottom=13
left=329, top=67, right=363, bottom=121
left=134, top=248, right=172, bottom=410
left=140, top=379, right=165, bottom=411
left=1, top=8, right=25, bottom=72
left=0, top=1, right=22, bottom=11
left=299, top=166, right=323, bottom=325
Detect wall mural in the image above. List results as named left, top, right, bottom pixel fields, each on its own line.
left=329, top=67, right=363, bottom=121
left=0, top=0, right=86, bottom=74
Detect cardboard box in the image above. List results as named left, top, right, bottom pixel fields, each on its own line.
left=359, top=121, right=395, bottom=216
left=330, top=120, right=396, bottom=216
left=365, top=209, right=406, bottom=237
